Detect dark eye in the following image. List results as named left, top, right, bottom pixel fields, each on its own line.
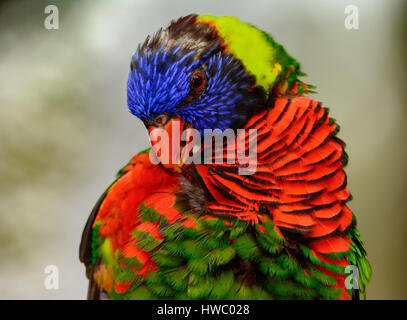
left=191, top=72, right=205, bottom=91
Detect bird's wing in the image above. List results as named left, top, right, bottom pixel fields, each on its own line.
left=195, top=96, right=371, bottom=299
left=79, top=149, right=184, bottom=299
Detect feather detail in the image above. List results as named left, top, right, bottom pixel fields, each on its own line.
left=192, top=96, right=369, bottom=298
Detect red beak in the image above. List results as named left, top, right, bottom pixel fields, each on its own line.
left=148, top=118, right=190, bottom=172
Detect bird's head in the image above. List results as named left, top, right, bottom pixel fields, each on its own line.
left=127, top=14, right=307, bottom=170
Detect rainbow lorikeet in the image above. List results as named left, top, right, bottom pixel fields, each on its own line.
left=80, top=14, right=371, bottom=300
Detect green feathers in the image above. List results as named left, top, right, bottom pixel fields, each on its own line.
left=197, top=15, right=305, bottom=93
left=108, top=203, right=344, bottom=299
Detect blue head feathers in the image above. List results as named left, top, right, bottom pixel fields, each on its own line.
left=126, top=15, right=264, bottom=133
left=127, top=44, right=200, bottom=120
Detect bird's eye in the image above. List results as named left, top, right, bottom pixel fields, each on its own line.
left=191, top=72, right=205, bottom=91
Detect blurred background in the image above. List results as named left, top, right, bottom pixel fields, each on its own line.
left=0, top=0, right=406, bottom=299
